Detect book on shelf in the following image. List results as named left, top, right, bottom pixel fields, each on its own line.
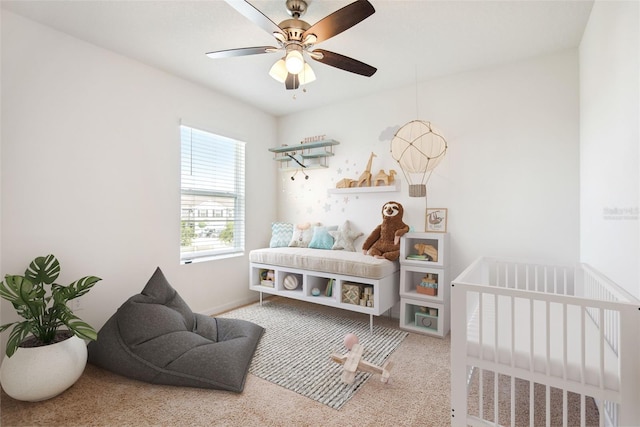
left=325, top=278, right=334, bottom=297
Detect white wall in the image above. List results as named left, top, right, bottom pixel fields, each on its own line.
left=580, top=0, right=639, bottom=297
left=277, top=50, right=581, bottom=278
left=0, top=11, right=278, bottom=356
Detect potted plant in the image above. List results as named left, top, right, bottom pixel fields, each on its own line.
left=0, top=254, right=102, bottom=401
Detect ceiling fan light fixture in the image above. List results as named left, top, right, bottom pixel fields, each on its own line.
left=285, top=48, right=304, bottom=74
left=298, top=63, right=316, bottom=85
left=302, top=33, right=317, bottom=45
left=269, top=59, right=288, bottom=83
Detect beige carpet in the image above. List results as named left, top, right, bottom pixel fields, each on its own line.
left=1, top=297, right=452, bottom=427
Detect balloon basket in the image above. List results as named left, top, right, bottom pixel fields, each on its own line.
left=409, top=184, right=426, bottom=197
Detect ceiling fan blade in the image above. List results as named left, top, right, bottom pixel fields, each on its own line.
left=285, top=73, right=300, bottom=90
left=205, top=46, right=278, bottom=59
left=311, top=49, right=377, bottom=77
left=224, top=0, right=286, bottom=39
left=302, top=0, right=375, bottom=44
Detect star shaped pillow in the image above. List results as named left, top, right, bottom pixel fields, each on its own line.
left=329, top=220, right=363, bottom=252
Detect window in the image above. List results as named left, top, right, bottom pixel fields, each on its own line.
left=180, top=125, right=245, bottom=263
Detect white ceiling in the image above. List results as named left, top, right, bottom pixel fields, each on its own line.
left=2, top=0, right=594, bottom=117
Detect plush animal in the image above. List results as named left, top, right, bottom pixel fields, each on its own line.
left=362, top=201, right=410, bottom=261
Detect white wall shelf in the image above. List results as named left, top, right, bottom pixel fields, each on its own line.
left=278, top=164, right=329, bottom=172
left=327, top=180, right=400, bottom=194
left=269, top=140, right=339, bottom=171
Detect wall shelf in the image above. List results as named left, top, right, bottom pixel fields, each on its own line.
left=327, top=180, right=400, bottom=194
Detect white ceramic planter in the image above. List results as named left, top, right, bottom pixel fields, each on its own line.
left=0, top=334, right=87, bottom=401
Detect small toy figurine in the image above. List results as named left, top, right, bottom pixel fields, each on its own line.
left=330, top=333, right=392, bottom=384
left=414, top=243, right=438, bottom=261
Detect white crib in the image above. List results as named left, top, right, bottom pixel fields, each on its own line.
left=450, top=257, right=640, bottom=427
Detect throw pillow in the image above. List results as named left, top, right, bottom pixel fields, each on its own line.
left=269, top=222, right=293, bottom=248
left=288, top=222, right=316, bottom=248
left=308, top=225, right=338, bottom=249
left=329, top=220, right=363, bottom=251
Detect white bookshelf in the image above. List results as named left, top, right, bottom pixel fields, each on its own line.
left=398, top=232, right=450, bottom=337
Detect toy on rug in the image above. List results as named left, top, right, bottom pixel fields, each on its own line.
left=362, top=201, right=410, bottom=261
left=330, top=333, right=392, bottom=384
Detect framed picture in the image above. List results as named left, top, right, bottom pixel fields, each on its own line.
left=426, top=208, right=448, bottom=233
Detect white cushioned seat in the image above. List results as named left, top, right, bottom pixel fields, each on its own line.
left=249, top=247, right=398, bottom=279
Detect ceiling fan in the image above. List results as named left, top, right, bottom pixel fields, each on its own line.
left=206, top=0, right=377, bottom=90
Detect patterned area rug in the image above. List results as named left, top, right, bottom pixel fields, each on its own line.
left=220, top=297, right=408, bottom=410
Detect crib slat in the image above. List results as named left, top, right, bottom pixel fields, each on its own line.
left=494, top=294, right=499, bottom=364
left=479, top=292, right=484, bottom=361
left=562, top=389, right=568, bottom=427
left=546, top=300, right=550, bottom=376
left=504, top=263, right=508, bottom=288
left=544, top=266, right=548, bottom=293
left=529, top=380, right=534, bottom=426
left=599, top=307, right=605, bottom=389
left=581, top=393, right=586, bottom=427
left=494, top=294, right=499, bottom=425
left=562, top=303, right=568, bottom=426
left=479, top=368, right=484, bottom=421
left=478, top=290, right=484, bottom=423
left=581, top=306, right=586, bottom=384
left=510, top=296, right=515, bottom=368
left=546, top=384, right=551, bottom=427
left=562, top=303, right=568, bottom=381
left=494, top=371, right=499, bottom=426
left=529, top=299, right=534, bottom=372
left=510, top=376, right=515, bottom=427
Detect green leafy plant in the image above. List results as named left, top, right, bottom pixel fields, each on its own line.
left=0, top=254, right=102, bottom=357
left=219, top=222, right=234, bottom=245
left=181, top=220, right=195, bottom=247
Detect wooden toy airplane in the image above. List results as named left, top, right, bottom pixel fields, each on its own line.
left=330, top=343, right=392, bottom=384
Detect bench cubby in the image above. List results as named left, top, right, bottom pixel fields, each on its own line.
left=249, top=261, right=399, bottom=332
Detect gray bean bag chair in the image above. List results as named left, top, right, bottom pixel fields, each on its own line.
left=87, top=267, right=264, bottom=392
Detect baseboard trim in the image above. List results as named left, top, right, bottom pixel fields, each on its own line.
left=199, top=294, right=261, bottom=316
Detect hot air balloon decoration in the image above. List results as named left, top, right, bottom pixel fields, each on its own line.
left=390, top=120, right=447, bottom=197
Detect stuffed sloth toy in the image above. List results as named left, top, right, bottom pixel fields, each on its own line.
left=362, top=201, right=410, bottom=261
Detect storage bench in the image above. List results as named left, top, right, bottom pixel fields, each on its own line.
left=249, top=247, right=400, bottom=331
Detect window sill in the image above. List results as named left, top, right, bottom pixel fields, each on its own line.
left=181, top=251, right=244, bottom=265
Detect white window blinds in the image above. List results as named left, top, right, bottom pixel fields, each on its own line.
left=180, top=125, right=245, bottom=263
